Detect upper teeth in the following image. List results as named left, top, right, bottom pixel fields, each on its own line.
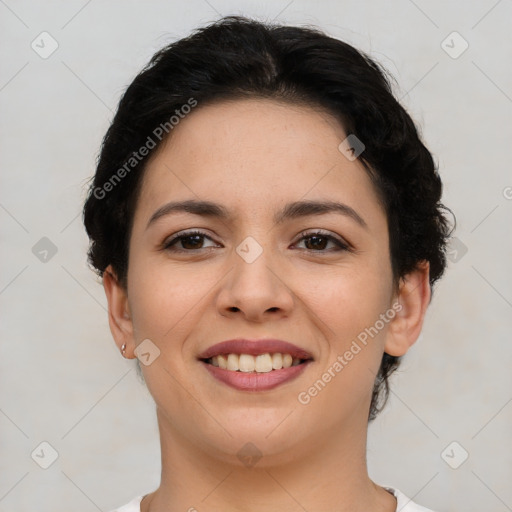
left=209, top=353, right=302, bottom=372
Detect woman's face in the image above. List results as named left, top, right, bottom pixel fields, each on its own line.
left=119, top=98, right=401, bottom=464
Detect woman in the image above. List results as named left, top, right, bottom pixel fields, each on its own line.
left=83, top=15, right=452, bottom=512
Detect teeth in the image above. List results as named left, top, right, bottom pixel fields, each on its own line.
left=255, top=354, right=273, bottom=373
left=272, top=353, right=283, bottom=369
left=209, top=353, right=304, bottom=373
left=239, top=354, right=255, bottom=372
left=227, top=353, right=239, bottom=371
left=217, top=354, right=227, bottom=369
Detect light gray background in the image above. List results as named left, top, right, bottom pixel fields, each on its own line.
left=1, top=1, right=511, bottom=511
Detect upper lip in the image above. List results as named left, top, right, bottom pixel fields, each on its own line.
left=198, top=338, right=314, bottom=360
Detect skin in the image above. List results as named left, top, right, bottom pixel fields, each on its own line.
left=103, top=98, right=431, bottom=512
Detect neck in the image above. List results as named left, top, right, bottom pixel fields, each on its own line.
left=141, top=407, right=396, bottom=512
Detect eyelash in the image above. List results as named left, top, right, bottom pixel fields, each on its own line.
left=162, top=229, right=351, bottom=254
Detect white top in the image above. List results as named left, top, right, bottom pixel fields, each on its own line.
left=108, top=486, right=437, bottom=511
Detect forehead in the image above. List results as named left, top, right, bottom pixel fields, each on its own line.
left=135, top=98, right=386, bottom=228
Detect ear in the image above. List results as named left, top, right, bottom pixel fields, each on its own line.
left=102, top=265, right=134, bottom=358
left=384, top=261, right=431, bottom=357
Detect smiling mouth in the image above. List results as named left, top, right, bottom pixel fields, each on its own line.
left=202, top=353, right=308, bottom=373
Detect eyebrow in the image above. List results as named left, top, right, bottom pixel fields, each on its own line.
left=146, top=199, right=368, bottom=230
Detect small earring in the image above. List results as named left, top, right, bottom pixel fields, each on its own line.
left=121, top=343, right=127, bottom=357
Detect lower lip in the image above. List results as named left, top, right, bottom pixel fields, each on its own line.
left=201, top=360, right=311, bottom=391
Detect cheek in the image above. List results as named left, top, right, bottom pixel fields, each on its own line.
left=318, top=257, right=393, bottom=341
left=127, top=258, right=240, bottom=378
left=126, top=259, right=212, bottom=416
left=126, top=255, right=212, bottom=342
left=308, top=253, right=393, bottom=395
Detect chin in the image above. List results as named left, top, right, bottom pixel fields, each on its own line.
left=197, top=416, right=310, bottom=468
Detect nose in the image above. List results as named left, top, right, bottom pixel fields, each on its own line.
left=216, top=242, right=295, bottom=323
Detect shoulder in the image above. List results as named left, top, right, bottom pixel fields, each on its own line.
left=106, top=495, right=144, bottom=512
left=107, top=489, right=440, bottom=512
left=384, top=486, right=439, bottom=512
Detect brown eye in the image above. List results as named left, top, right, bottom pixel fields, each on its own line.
left=295, top=231, right=350, bottom=252
left=162, top=229, right=350, bottom=254
left=163, top=230, right=217, bottom=252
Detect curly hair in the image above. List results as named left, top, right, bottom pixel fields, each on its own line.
left=83, top=15, right=453, bottom=422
